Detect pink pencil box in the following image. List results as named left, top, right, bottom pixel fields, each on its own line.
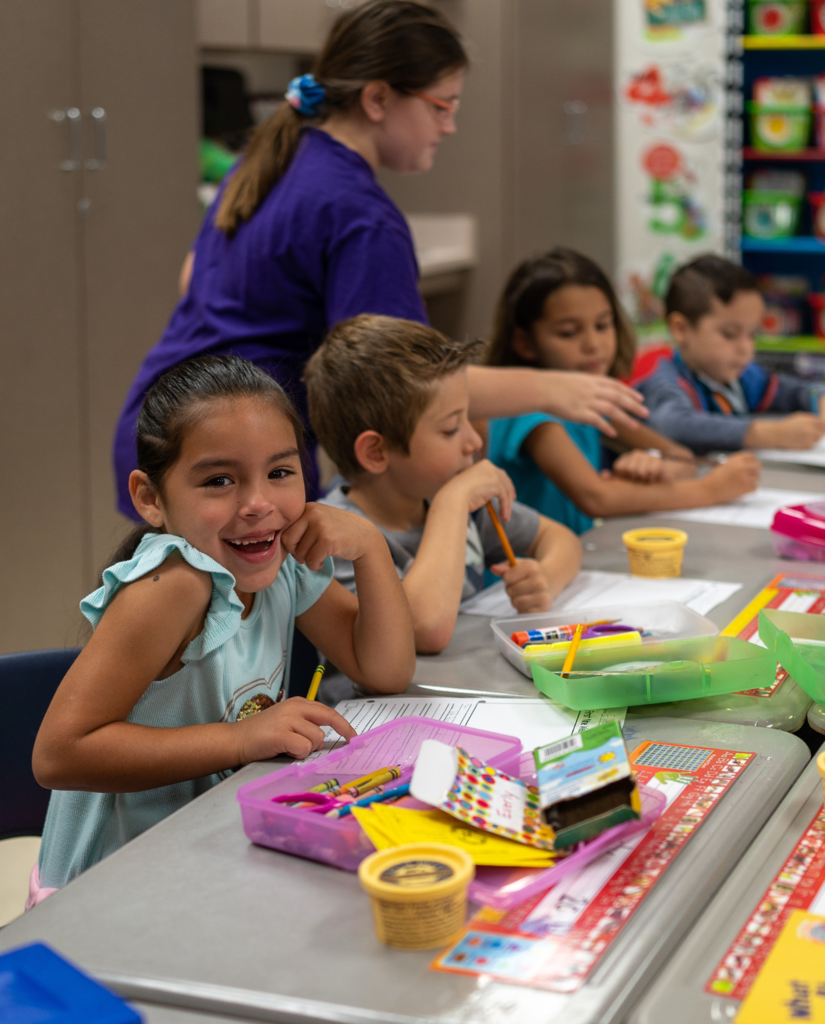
left=236, top=715, right=522, bottom=872
left=771, top=502, right=825, bottom=563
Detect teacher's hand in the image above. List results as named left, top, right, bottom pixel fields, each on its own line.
left=466, top=366, right=648, bottom=437
left=547, top=372, right=647, bottom=437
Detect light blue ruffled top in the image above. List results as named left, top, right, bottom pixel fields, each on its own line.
left=39, top=532, right=333, bottom=889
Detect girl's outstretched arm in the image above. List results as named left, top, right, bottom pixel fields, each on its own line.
left=525, top=422, right=761, bottom=518
left=287, top=503, right=416, bottom=693
left=33, top=554, right=355, bottom=793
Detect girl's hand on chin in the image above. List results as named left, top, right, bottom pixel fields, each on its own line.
left=281, top=501, right=384, bottom=570
left=236, top=697, right=356, bottom=764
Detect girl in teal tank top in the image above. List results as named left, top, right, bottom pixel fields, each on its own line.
left=485, top=248, right=759, bottom=530
left=31, top=356, right=415, bottom=900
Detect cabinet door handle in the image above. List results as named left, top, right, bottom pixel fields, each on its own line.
left=85, top=107, right=107, bottom=170
left=48, top=107, right=82, bottom=170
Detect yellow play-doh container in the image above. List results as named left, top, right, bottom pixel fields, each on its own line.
left=358, top=843, right=474, bottom=951
left=817, top=752, right=825, bottom=802
left=622, top=527, right=688, bottom=578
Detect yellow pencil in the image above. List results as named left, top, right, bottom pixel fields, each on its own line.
left=486, top=501, right=517, bottom=567
left=306, top=663, right=325, bottom=701
left=560, top=623, right=585, bottom=678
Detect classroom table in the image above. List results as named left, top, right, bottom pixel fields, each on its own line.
left=0, top=718, right=808, bottom=1024
left=408, top=463, right=825, bottom=732
left=628, top=740, right=825, bottom=1024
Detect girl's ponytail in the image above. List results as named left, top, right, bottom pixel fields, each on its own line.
left=215, top=0, right=467, bottom=238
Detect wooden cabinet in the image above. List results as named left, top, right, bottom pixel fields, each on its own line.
left=0, top=1, right=200, bottom=653
left=197, top=0, right=362, bottom=52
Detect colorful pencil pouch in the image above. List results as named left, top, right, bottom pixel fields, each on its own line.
left=410, top=740, right=556, bottom=851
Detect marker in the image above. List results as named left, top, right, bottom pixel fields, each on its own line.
left=560, top=623, right=584, bottom=679
left=306, top=664, right=325, bottom=702
left=346, top=767, right=402, bottom=798
left=523, top=631, right=641, bottom=656
left=328, top=783, right=411, bottom=818
left=511, top=619, right=617, bottom=648
left=486, top=501, right=517, bottom=568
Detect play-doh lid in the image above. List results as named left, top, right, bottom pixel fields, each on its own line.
left=771, top=502, right=825, bottom=549
left=622, top=527, right=688, bottom=552
left=358, top=843, right=474, bottom=901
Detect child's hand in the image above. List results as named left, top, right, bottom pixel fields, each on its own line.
left=490, top=558, right=552, bottom=614
left=608, top=449, right=670, bottom=484
left=437, top=458, right=516, bottom=520
left=702, top=451, right=761, bottom=504
left=770, top=413, right=825, bottom=450
left=237, top=697, right=357, bottom=764
left=282, top=502, right=382, bottom=570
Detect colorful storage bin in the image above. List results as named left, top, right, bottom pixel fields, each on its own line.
left=809, top=292, right=825, bottom=337
left=743, top=190, right=802, bottom=238
left=812, top=0, right=825, bottom=34
left=748, top=1, right=807, bottom=34
left=749, top=105, right=812, bottom=152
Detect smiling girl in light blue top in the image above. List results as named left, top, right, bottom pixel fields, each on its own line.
left=30, top=355, right=414, bottom=903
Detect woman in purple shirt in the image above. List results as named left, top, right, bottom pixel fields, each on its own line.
left=114, top=0, right=646, bottom=518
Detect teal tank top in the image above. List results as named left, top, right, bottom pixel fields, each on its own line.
left=487, top=412, right=603, bottom=535
left=38, top=532, right=333, bottom=889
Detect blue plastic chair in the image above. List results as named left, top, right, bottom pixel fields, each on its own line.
left=0, top=648, right=80, bottom=840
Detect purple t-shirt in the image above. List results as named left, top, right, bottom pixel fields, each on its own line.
left=113, top=128, right=427, bottom=516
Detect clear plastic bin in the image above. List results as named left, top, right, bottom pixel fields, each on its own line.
left=759, top=607, right=825, bottom=703
left=492, top=601, right=718, bottom=680
left=236, top=715, right=522, bottom=872
left=529, top=636, right=775, bottom=712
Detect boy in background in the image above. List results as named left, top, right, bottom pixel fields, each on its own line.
left=305, top=315, right=582, bottom=654
left=640, top=255, right=825, bottom=452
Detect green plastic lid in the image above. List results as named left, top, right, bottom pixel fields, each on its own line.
left=530, top=635, right=774, bottom=711
left=759, top=608, right=825, bottom=704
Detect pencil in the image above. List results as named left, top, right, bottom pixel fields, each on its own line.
left=560, top=622, right=585, bottom=678
left=306, top=663, right=325, bottom=701
left=486, top=501, right=517, bottom=567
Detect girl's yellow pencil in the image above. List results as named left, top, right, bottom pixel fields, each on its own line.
left=306, top=664, right=325, bottom=701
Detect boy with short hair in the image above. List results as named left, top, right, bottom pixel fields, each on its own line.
left=640, top=254, right=825, bottom=452
left=305, top=314, right=582, bottom=654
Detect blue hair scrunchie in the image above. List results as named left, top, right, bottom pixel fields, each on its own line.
left=285, top=74, right=326, bottom=117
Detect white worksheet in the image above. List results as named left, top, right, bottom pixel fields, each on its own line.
left=756, top=437, right=825, bottom=468
left=306, top=695, right=626, bottom=761
left=648, top=486, right=824, bottom=529
left=459, top=570, right=741, bottom=619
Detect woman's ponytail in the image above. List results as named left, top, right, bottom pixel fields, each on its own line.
left=215, top=104, right=303, bottom=236
left=215, top=0, right=467, bottom=238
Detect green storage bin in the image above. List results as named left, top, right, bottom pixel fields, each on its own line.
left=748, top=103, right=811, bottom=152
left=758, top=607, right=825, bottom=703
left=743, top=189, right=802, bottom=239
left=529, top=636, right=775, bottom=712
left=748, top=0, right=807, bottom=35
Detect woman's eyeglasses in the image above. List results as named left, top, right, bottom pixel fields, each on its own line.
left=408, top=90, right=460, bottom=118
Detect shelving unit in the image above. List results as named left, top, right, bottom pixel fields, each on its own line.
left=733, top=21, right=825, bottom=361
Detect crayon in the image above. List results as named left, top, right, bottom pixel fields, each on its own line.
left=328, top=783, right=411, bottom=818
left=346, top=767, right=402, bottom=798
left=331, top=765, right=401, bottom=798
left=307, top=778, right=340, bottom=794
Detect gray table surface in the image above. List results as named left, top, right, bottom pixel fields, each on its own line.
left=0, top=719, right=809, bottom=1024
left=407, top=463, right=825, bottom=730
left=628, top=741, right=825, bottom=1024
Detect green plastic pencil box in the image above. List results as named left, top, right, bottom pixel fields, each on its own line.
left=529, top=636, right=774, bottom=711
left=759, top=608, right=825, bottom=704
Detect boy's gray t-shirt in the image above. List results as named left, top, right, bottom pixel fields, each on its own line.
left=320, top=484, right=540, bottom=600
